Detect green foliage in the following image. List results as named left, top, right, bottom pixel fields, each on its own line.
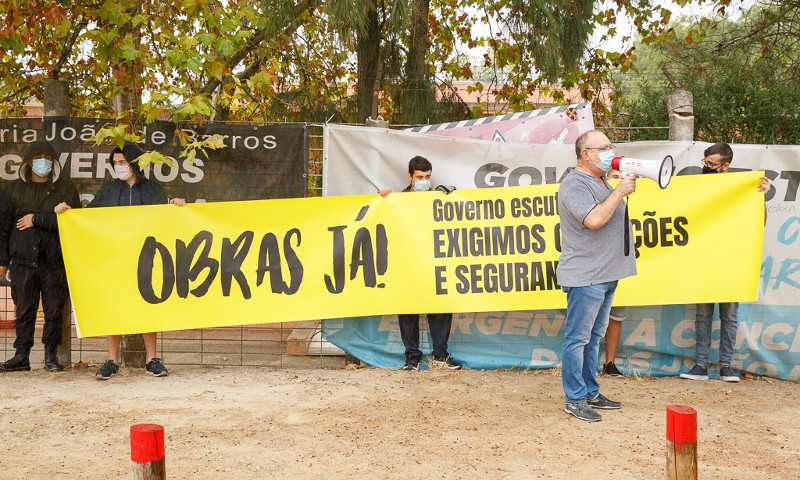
left=0, top=0, right=708, bottom=131
left=91, top=122, right=225, bottom=167
left=618, top=1, right=800, bottom=144
left=90, top=123, right=174, bottom=167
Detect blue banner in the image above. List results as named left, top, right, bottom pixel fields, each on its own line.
left=322, top=304, right=800, bottom=380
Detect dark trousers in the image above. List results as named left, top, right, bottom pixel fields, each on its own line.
left=10, top=263, right=69, bottom=352
left=398, top=313, right=453, bottom=359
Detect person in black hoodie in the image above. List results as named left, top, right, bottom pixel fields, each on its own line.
left=55, top=142, right=184, bottom=379
left=0, top=140, right=80, bottom=372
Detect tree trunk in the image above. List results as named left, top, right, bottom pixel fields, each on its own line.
left=355, top=4, right=381, bottom=124
left=667, top=88, right=694, bottom=141
left=43, top=78, right=73, bottom=368
left=111, top=5, right=143, bottom=116
left=112, top=11, right=145, bottom=367
left=112, top=90, right=142, bottom=114
left=114, top=87, right=144, bottom=365
left=400, top=0, right=434, bottom=124
left=44, top=79, right=70, bottom=117
left=122, top=335, right=147, bottom=368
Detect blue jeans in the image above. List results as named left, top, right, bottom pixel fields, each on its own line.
left=694, top=302, right=739, bottom=366
left=562, top=282, right=617, bottom=403
left=561, top=281, right=617, bottom=403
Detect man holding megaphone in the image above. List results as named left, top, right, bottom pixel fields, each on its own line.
left=556, top=130, right=637, bottom=422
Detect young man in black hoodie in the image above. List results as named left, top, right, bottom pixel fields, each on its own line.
left=55, top=142, right=184, bottom=379
left=0, top=140, right=80, bottom=372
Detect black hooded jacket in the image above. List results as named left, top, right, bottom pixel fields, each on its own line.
left=0, top=141, right=81, bottom=268
left=87, top=142, right=167, bottom=207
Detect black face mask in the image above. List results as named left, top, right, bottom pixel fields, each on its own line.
left=702, top=166, right=721, bottom=174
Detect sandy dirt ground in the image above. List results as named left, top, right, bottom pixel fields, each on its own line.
left=1, top=364, right=798, bottom=479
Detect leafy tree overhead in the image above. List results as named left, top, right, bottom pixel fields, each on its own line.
left=616, top=0, right=800, bottom=144
left=0, top=0, right=689, bottom=128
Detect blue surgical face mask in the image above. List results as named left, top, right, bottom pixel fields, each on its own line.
left=596, top=150, right=615, bottom=172
left=31, top=157, right=53, bottom=177
left=413, top=180, right=431, bottom=192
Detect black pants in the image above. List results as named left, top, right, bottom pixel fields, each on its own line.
left=10, top=263, right=69, bottom=352
left=398, top=313, right=453, bottom=359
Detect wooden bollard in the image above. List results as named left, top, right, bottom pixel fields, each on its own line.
left=666, top=405, right=697, bottom=480
left=131, top=424, right=166, bottom=480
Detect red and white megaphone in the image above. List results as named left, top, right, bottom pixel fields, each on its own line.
left=611, top=155, right=673, bottom=189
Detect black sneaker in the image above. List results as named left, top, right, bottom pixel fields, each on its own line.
left=431, top=356, right=462, bottom=370
left=400, top=357, right=420, bottom=371
left=95, top=360, right=119, bottom=380
left=679, top=364, right=708, bottom=380
left=720, top=365, right=740, bottom=383
left=603, top=361, right=623, bottom=377
left=565, top=400, right=602, bottom=422
left=1, top=354, right=31, bottom=372
left=145, top=357, right=168, bottom=377
left=587, top=393, right=622, bottom=410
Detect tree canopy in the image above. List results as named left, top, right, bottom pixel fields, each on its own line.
left=616, top=0, right=800, bottom=144
left=0, top=0, right=685, bottom=128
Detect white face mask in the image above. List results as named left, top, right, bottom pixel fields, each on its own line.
left=413, top=180, right=431, bottom=192
left=114, top=164, right=133, bottom=181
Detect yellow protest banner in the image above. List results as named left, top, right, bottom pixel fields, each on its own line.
left=59, top=171, right=765, bottom=337
left=614, top=171, right=764, bottom=305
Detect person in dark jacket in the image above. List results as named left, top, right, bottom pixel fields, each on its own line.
left=55, top=142, right=184, bottom=379
left=0, top=140, right=80, bottom=372
left=86, top=142, right=183, bottom=207
left=379, top=156, right=462, bottom=371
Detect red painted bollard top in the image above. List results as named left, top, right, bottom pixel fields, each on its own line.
left=130, top=424, right=165, bottom=463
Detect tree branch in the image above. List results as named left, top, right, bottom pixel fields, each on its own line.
left=53, top=20, right=88, bottom=79
left=714, top=3, right=796, bottom=54
left=199, top=0, right=318, bottom=95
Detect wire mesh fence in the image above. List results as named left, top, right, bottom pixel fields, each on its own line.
left=1, top=316, right=348, bottom=370
left=600, top=125, right=670, bottom=143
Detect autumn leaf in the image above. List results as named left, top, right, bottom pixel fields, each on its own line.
left=43, top=5, right=68, bottom=26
